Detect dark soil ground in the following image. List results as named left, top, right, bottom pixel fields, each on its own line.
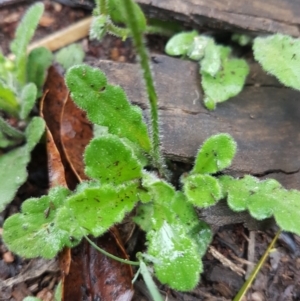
left=1, top=1, right=300, bottom=301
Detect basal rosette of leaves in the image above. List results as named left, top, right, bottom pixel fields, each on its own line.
left=0, top=3, right=53, bottom=212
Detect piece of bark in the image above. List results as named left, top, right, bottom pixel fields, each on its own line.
left=89, top=54, right=300, bottom=190
left=53, top=0, right=300, bottom=36
left=137, top=0, right=300, bottom=37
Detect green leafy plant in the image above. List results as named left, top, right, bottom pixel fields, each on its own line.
left=253, top=33, right=300, bottom=90
left=0, top=3, right=49, bottom=211
left=165, top=31, right=249, bottom=109
left=3, top=0, right=300, bottom=298
left=0, top=4, right=85, bottom=212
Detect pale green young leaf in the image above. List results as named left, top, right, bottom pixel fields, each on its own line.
left=55, top=43, right=85, bottom=71
left=200, top=39, right=221, bottom=76
left=58, top=182, right=139, bottom=237
left=65, top=64, right=151, bottom=153
left=0, top=117, right=45, bottom=211
left=220, top=175, right=300, bottom=235
left=187, top=35, right=212, bottom=61
left=201, top=46, right=249, bottom=110
left=192, top=133, right=237, bottom=174
left=27, top=47, right=53, bottom=95
left=147, top=221, right=201, bottom=291
left=10, top=3, right=44, bottom=85
left=165, top=31, right=198, bottom=56
left=2, top=187, right=78, bottom=259
left=253, top=34, right=300, bottom=90
left=20, top=83, right=37, bottom=119
left=183, top=174, right=222, bottom=208
left=0, top=84, right=20, bottom=117
left=107, top=0, right=146, bottom=31
left=136, top=177, right=209, bottom=291
left=84, top=134, right=142, bottom=185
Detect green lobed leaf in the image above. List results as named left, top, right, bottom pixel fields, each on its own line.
left=201, top=46, right=249, bottom=110
left=136, top=176, right=211, bottom=291
left=2, top=187, right=78, bottom=259
left=183, top=174, right=223, bottom=208
left=84, top=134, right=142, bottom=185
left=27, top=47, right=53, bottom=95
left=192, top=133, right=237, bottom=174
left=10, top=3, right=44, bottom=85
left=20, top=83, right=37, bottom=119
left=65, top=64, right=151, bottom=153
left=200, top=39, right=221, bottom=76
left=187, top=35, right=211, bottom=61
left=55, top=43, right=85, bottom=71
left=165, top=31, right=198, bottom=56
left=57, top=182, right=140, bottom=237
left=220, top=175, right=300, bottom=235
left=0, top=117, right=45, bottom=211
left=253, top=34, right=300, bottom=90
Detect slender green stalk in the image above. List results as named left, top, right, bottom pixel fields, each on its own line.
left=138, top=257, right=164, bottom=301
left=0, top=116, right=25, bottom=140
left=233, top=230, right=281, bottom=301
left=122, top=0, right=167, bottom=178
left=84, top=235, right=140, bottom=266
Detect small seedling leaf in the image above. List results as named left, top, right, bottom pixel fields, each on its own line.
left=192, top=133, right=237, bottom=174
left=187, top=35, right=211, bottom=61
left=27, top=47, right=53, bottom=95
left=201, top=46, right=249, bottom=109
left=20, top=83, right=37, bottom=119
left=253, top=34, right=300, bottom=90
left=84, top=134, right=142, bottom=185
left=10, top=3, right=44, bottom=85
left=2, top=187, right=77, bottom=259
left=220, top=175, right=300, bottom=235
left=165, top=31, right=198, bottom=56
left=59, top=182, right=139, bottom=237
left=0, top=117, right=45, bottom=211
left=183, top=174, right=222, bottom=208
left=55, top=43, right=85, bottom=71
left=66, top=64, right=151, bottom=153
left=200, top=39, right=221, bottom=76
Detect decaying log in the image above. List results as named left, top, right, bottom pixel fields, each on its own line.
left=89, top=54, right=300, bottom=191
left=137, top=0, right=300, bottom=37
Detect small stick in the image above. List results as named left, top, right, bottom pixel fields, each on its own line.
left=28, top=17, right=92, bottom=52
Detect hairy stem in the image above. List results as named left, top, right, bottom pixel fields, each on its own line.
left=84, top=235, right=140, bottom=266
left=122, top=0, right=168, bottom=178
left=95, top=0, right=107, bottom=15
